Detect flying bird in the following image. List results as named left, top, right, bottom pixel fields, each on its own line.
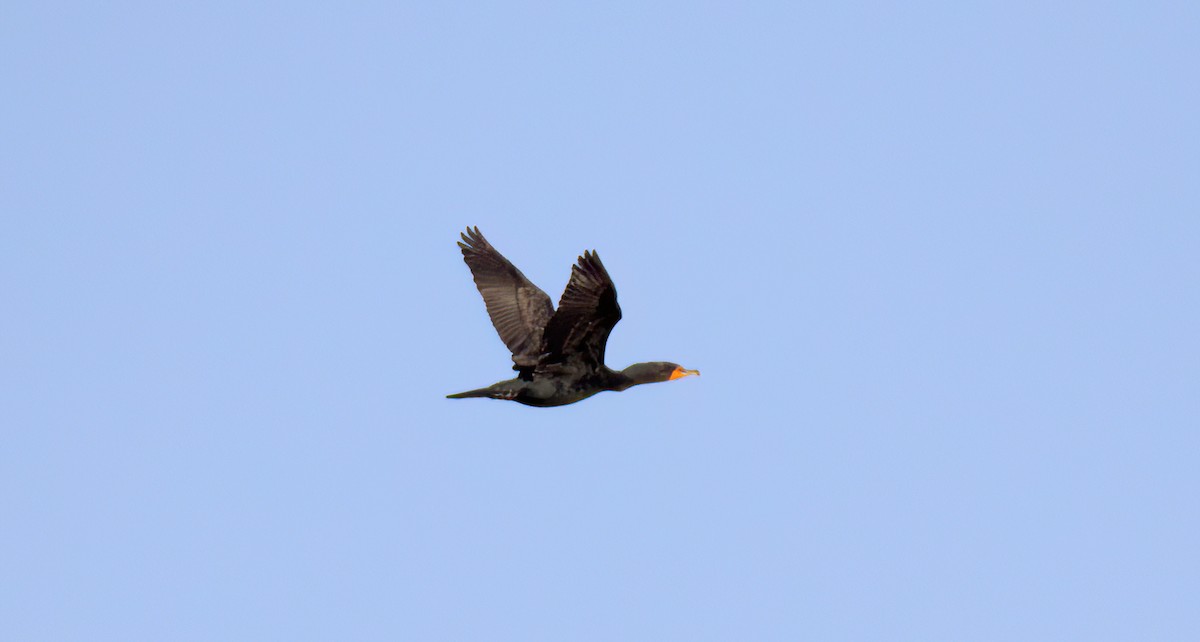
left=448, top=226, right=699, bottom=407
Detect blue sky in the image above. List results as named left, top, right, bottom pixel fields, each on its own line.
left=2, top=2, right=1197, bottom=639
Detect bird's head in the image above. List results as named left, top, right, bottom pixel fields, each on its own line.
left=619, top=362, right=700, bottom=387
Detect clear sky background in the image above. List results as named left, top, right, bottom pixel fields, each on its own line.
left=3, top=2, right=1197, bottom=640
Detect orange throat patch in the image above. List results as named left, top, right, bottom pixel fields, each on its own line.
left=669, top=367, right=700, bottom=380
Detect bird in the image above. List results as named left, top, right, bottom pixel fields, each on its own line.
left=447, top=226, right=699, bottom=407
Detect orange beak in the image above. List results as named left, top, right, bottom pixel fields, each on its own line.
left=669, top=367, right=700, bottom=381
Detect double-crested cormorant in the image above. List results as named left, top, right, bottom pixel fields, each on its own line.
left=447, top=227, right=699, bottom=407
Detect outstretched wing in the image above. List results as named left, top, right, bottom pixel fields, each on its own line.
left=457, top=226, right=555, bottom=368
left=539, top=250, right=622, bottom=372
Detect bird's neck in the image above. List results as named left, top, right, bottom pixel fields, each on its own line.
left=607, top=365, right=655, bottom=391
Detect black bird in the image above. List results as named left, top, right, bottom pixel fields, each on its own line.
left=447, top=227, right=699, bottom=407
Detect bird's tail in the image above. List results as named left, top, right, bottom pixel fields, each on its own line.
left=446, top=386, right=496, bottom=400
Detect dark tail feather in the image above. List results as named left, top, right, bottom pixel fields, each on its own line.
left=446, top=386, right=494, bottom=399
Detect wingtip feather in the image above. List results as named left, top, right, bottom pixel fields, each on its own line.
left=460, top=226, right=492, bottom=252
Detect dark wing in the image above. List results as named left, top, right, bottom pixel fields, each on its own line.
left=538, top=250, right=622, bottom=373
left=457, top=227, right=555, bottom=368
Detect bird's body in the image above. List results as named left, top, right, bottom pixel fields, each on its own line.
left=448, top=227, right=697, bottom=407
left=447, top=366, right=615, bottom=407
